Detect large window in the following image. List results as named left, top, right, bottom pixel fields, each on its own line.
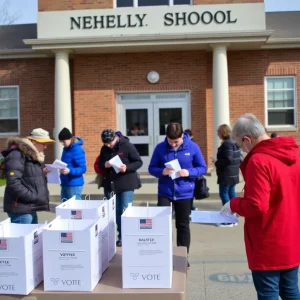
left=0, top=86, right=19, bottom=134
left=265, top=77, right=296, bottom=127
left=117, top=0, right=191, bottom=7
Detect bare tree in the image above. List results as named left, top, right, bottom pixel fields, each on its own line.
left=0, top=0, right=20, bottom=26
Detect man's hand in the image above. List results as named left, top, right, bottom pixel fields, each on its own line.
left=163, top=168, right=174, bottom=176
left=118, top=164, right=127, bottom=173
left=177, top=169, right=189, bottom=177
left=105, top=161, right=112, bottom=168
left=43, top=168, right=51, bottom=175
left=60, top=168, right=70, bottom=175
left=220, top=201, right=232, bottom=215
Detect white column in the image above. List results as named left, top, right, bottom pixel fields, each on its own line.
left=212, top=45, right=230, bottom=156
left=54, top=51, right=72, bottom=159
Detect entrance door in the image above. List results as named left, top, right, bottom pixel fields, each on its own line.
left=118, top=93, right=190, bottom=173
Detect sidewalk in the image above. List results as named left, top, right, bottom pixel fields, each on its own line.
left=0, top=172, right=244, bottom=204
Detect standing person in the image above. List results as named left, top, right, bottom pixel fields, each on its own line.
left=58, top=128, right=86, bottom=201
left=149, top=123, right=207, bottom=268
left=2, top=128, right=55, bottom=224
left=221, top=113, right=300, bottom=299
left=184, top=129, right=197, bottom=211
left=212, top=124, right=241, bottom=228
left=98, top=129, right=143, bottom=247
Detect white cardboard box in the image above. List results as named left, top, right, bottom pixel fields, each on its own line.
left=42, top=217, right=102, bottom=292
left=121, top=206, right=173, bottom=288
left=55, top=197, right=113, bottom=271
left=0, top=218, right=46, bottom=295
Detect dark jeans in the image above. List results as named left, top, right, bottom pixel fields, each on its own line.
left=252, top=266, right=300, bottom=300
left=8, top=212, right=38, bottom=224
left=158, top=196, right=191, bottom=253
left=219, top=184, right=236, bottom=205
left=105, top=189, right=134, bottom=242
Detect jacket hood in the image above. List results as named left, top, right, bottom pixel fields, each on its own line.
left=240, top=136, right=299, bottom=173
left=163, top=132, right=191, bottom=150
left=1, top=137, right=45, bottom=163
left=69, top=137, right=84, bottom=148
left=116, top=131, right=129, bottom=142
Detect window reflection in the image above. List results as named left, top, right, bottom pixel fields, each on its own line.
left=159, top=108, right=182, bottom=135
left=126, top=109, right=148, bottom=136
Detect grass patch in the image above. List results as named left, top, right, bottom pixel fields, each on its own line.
left=0, top=178, right=6, bottom=186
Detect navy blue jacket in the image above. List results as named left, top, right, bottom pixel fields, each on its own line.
left=148, top=133, right=207, bottom=200
left=60, top=137, right=86, bottom=186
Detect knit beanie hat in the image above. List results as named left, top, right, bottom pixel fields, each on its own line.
left=101, top=129, right=115, bottom=143
left=58, top=128, right=73, bottom=141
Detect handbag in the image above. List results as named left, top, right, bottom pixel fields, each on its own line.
left=95, top=174, right=104, bottom=189
left=194, top=176, right=210, bottom=200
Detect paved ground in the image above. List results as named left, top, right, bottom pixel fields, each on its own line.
left=0, top=199, right=258, bottom=300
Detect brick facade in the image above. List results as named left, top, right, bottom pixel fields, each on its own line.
left=38, top=0, right=263, bottom=11
left=1, top=49, right=299, bottom=172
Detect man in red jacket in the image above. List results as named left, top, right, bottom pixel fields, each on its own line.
left=221, top=113, right=300, bottom=299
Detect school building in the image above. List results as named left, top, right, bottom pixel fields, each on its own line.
left=0, top=0, right=299, bottom=172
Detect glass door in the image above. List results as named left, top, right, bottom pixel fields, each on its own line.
left=122, top=103, right=153, bottom=173
left=154, top=101, right=188, bottom=146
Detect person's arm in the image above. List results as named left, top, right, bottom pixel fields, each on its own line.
left=5, top=151, right=37, bottom=203
left=68, top=148, right=87, bottom=176
left=187, top=146, right=207, bottom=178
left=148, top=145, right=165, bottom=179
left=126, top=143, right=143, bottom=172
left=230, top=158, right=271, bottom=217
left=215, top=143, right=233, bottom=169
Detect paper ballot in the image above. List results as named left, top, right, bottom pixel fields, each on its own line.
left=45, top=159, right=67, bottom=184
left=109, top=155, right=123, bottom=174
left=164, top=159, right=181, bottom=180
left=191, top=211, right=238, bottom=224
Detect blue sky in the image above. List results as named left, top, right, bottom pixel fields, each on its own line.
left=0, top=0, right=300, bottom=24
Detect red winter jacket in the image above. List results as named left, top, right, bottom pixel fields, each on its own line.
left=230, top=136, right=300, bottom=271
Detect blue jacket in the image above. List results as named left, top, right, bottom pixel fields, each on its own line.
left=60, top=137, right=87, bottom=186
left=148, top=133, right=207, bottom=200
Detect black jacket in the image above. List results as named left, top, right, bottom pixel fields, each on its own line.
left=98, top=132, right=143, bottom=193
left=2, top=137, right=50, bottom=214
left=215, top=137, right=241, bottom=186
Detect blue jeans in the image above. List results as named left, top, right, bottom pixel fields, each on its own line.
left=105, top=189, right=134, bottom=241
left=8, top=212, right=38, bottom=224
left=252, top=266, right=300, bottom=300
left=61, top=186, right=83, bottom=202
left=219, top=184, right=236, bottom=205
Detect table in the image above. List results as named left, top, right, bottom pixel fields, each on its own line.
left=0, top=246, right=187, bottom=300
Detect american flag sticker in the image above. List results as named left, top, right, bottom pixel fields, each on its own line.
left=139, top=219, right=153, bottom=230
left=0, top=239, right=7, bottom=250
left=60, top=232, right=73, bottom=244
left=34, top=231, right=39, bottom=244
left=95, top=224, right=98, bottom=237
left=71, top=210, right=82, bottom=219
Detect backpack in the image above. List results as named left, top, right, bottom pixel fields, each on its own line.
left=0, top=156, right=6, bottom=179
left=194, top=176, right=210, bottom=200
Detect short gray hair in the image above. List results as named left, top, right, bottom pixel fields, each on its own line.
left=232, top=113, right=266, bottom=140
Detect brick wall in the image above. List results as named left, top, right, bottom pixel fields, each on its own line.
left=39, top=0, right=263, bottom=11
left=0, top=58, right=55, bottom=163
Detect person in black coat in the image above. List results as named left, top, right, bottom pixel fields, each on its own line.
left=212, top=124, right=241, bottom=227
left=2, top=128, right=55, bottom=224
left=98, top=129, right=143, bottom=247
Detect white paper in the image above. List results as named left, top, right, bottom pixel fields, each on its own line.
left=45, top=159, right=67, bottom=184
left=191, top=211, right=238, bottom=224
left=109, top=155, right=123, bottom=174
left=164, top=159, right=181, bottom=180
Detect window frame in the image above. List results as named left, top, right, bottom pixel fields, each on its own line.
left=0, top=85, right=20, bottom=135
left=264, top=76, right=297, bottom=129
left=114, top=0, right=192, bottom=8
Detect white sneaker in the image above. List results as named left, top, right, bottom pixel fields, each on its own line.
left=233, top=223, right=238, bottom=227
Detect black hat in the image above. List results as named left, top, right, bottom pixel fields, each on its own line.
left=58, top=128, right=73, bottom=141
left=101, top=129, right=115, bottom=143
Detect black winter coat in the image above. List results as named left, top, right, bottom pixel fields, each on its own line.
left=98, top=133, right=143, bottom=193
left=2, top=137, right=50, bottom=214
left=215, top=137, right=241, bottom=186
